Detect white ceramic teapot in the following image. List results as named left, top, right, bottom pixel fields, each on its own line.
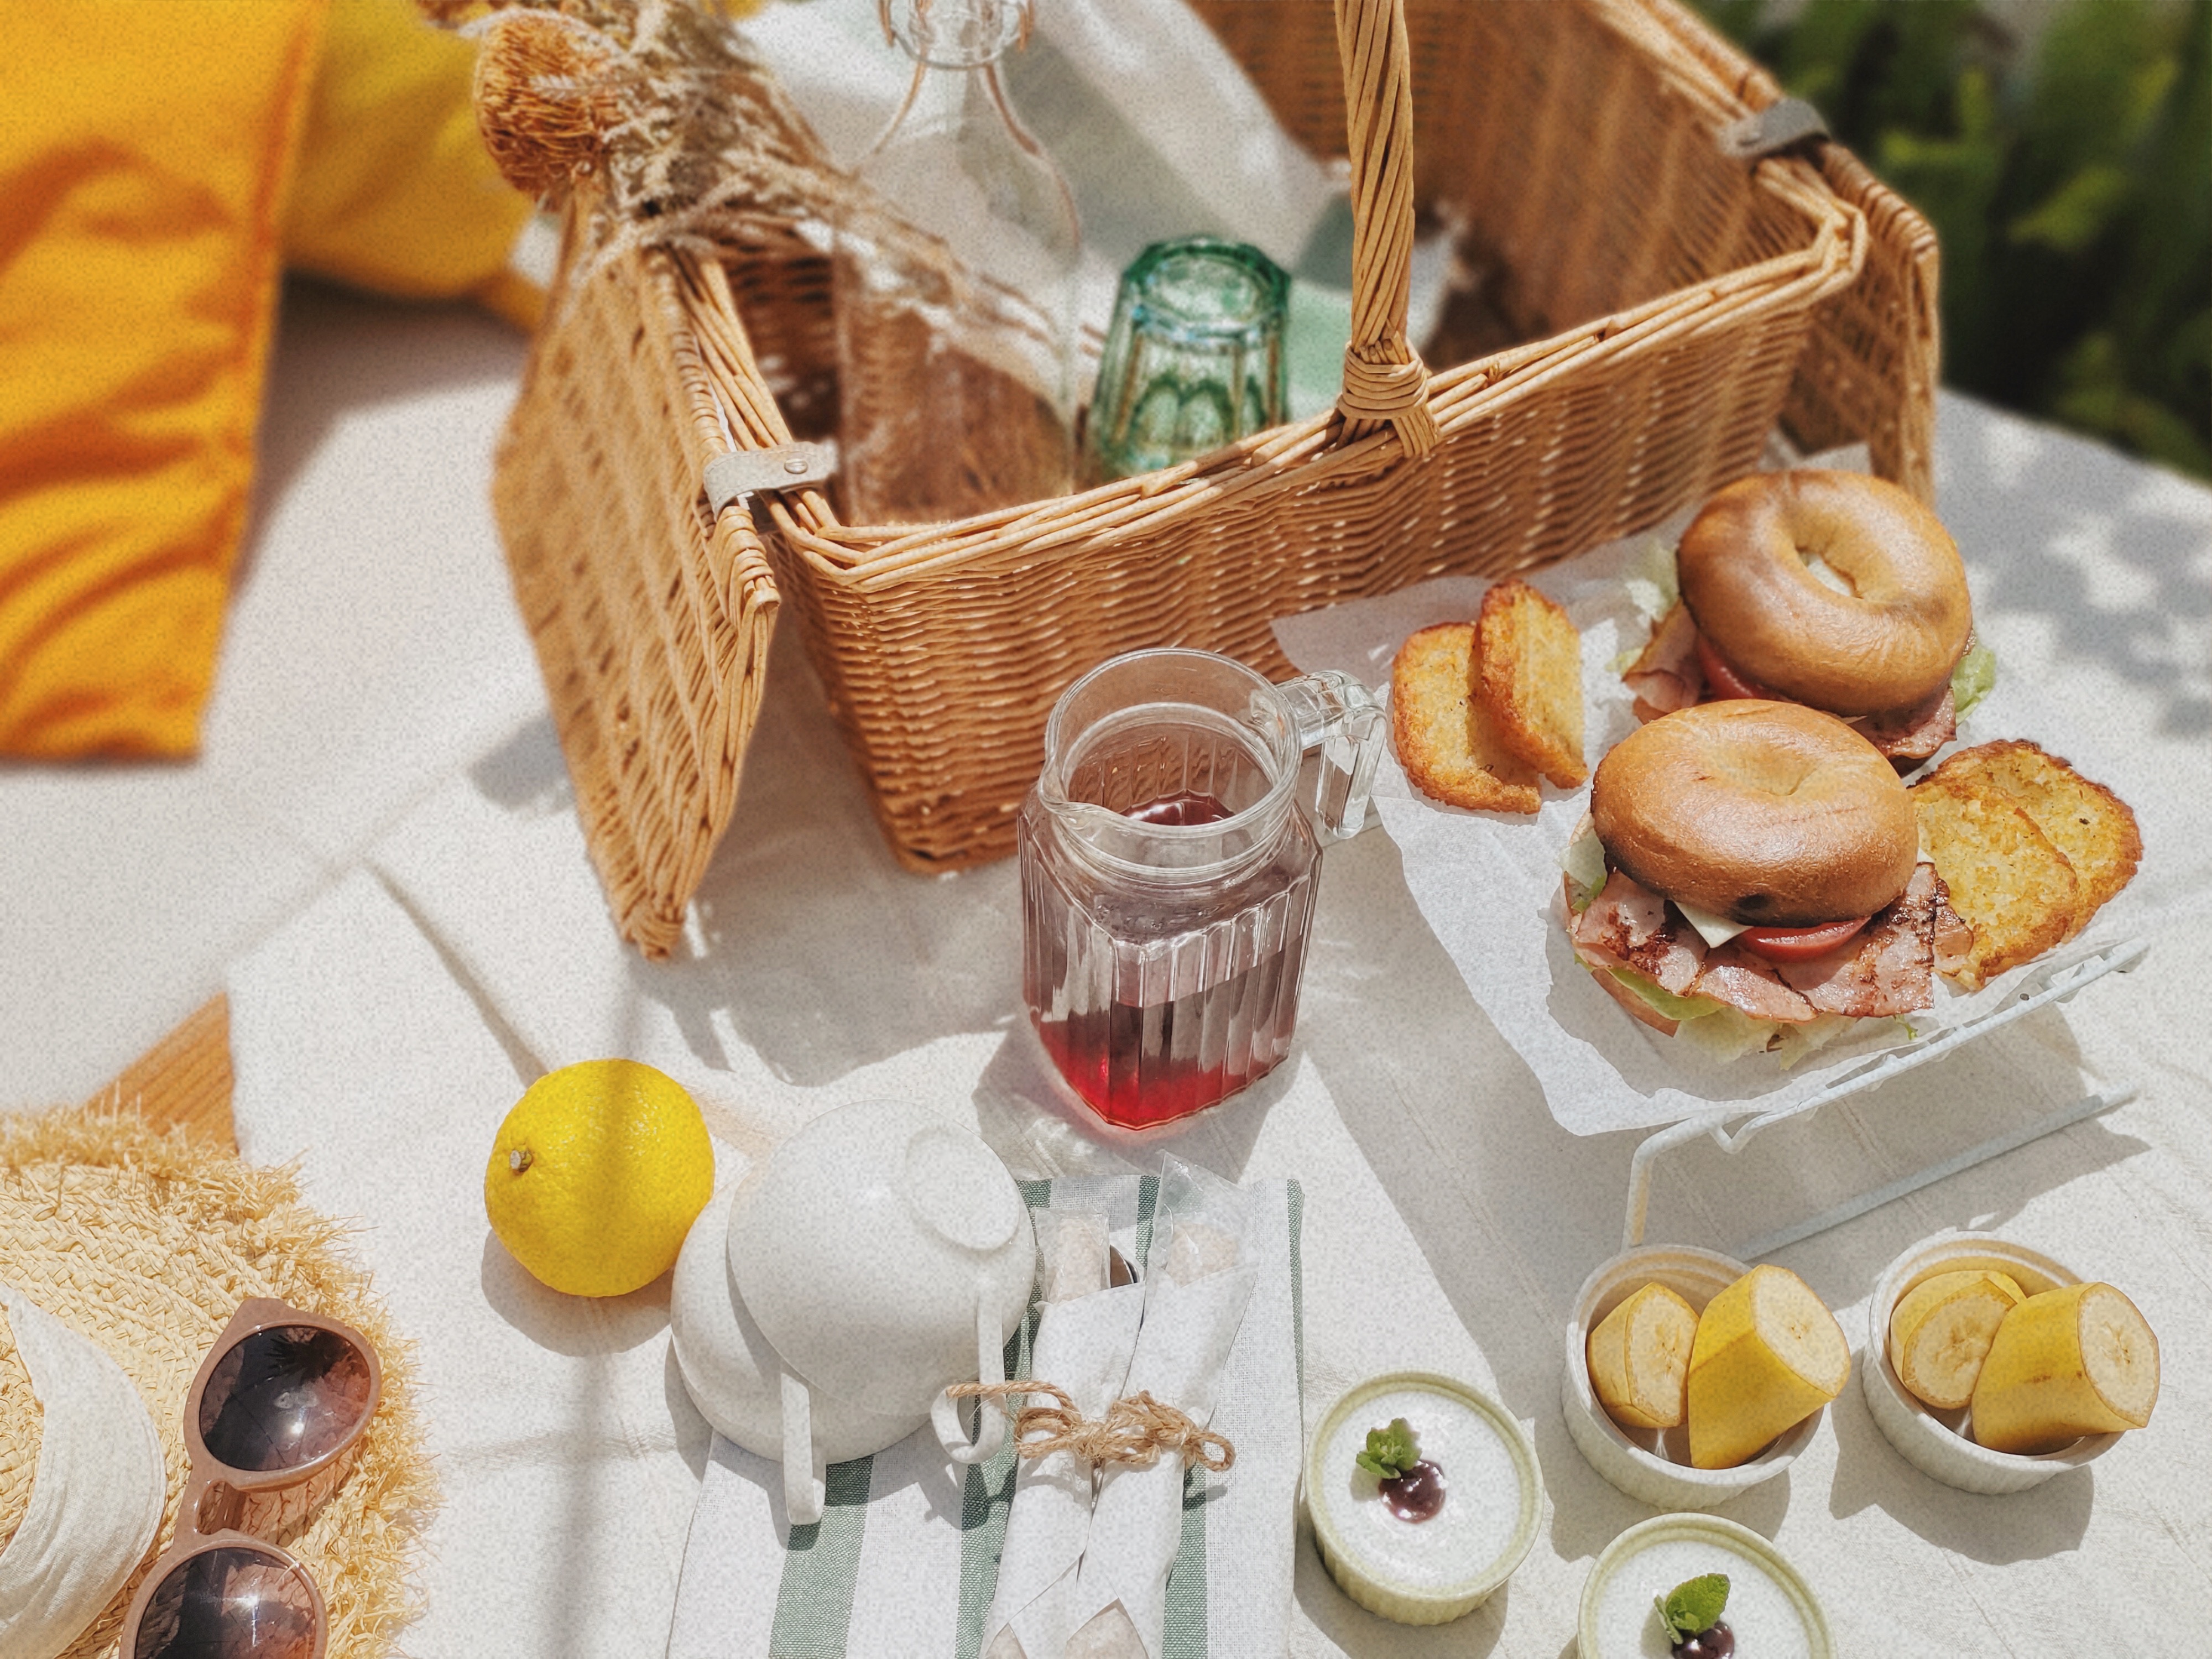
left=671, top=1099, right=1035, bottom=1523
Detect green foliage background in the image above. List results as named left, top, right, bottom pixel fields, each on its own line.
left=1692, top=0, right=2211, bottom=478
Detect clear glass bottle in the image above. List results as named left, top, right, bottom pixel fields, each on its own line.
left=834, top=0, right=1081, bottom=524
left=1019, top=649, right=1386, bottom=1129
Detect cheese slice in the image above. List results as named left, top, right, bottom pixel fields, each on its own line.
left=1672, top=899, right=1750, bottom=950
left=1676, top=862, right=1931, bottom=948
left=1574, top=818, right=1902, bottom=948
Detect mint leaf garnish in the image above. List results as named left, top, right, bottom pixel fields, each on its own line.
left=1655, top=1573, right=1730, bottom=1642
left=1353, top=1418, right=1418, bottom=1480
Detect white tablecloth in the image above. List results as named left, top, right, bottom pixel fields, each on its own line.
left=8, top=277, right=2212, bottom=1657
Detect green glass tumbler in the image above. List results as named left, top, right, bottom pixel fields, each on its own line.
left=1087, top=237, right=1291, bottom=482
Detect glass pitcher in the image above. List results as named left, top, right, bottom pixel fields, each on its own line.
left=1019, top=649, right=1386, bottom=1129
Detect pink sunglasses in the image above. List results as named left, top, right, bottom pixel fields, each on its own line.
left=119, top=1298, right=382, bottom=1659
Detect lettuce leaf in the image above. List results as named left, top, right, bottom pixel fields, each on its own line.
left=1607, top=968, right=1728, bottom=1022
left=1607, top=973, right=1902, bottom=1066
left=1950, top=638, right=1997, bottom=718
left=1674, top=1003, right=1782, bottom=1063
left=1562, top=817, right=1608, bottom=912
left=1772, top=1013, right=1861, bottom=1070
left=1623, top=538, right=1681, bottom=625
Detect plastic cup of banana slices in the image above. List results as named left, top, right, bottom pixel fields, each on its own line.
left=1863, top=1232, right=2159, bottom=1496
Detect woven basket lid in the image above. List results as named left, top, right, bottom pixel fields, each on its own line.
left=0, top=1107, right=430, bottom=1659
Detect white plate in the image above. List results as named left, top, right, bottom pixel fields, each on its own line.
left=1271, top=536, right=2153, bottom=1138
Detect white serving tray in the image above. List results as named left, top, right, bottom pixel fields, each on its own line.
left=1273, top=500, right=2158, bottom=1256
left=1619, top=936, right=2146, bottom=1253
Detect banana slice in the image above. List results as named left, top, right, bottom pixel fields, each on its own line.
left=1888, top=1269, right=2025, bottom=1411
left=1971, top=1282, right=2159, bottom=1455
left=1687, top=1265, right=1849, bottom=1470
left=1587, top=1282, right=1698, bottom=1431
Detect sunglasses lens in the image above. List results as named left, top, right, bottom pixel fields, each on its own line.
left=198, top=1325, right=373, bottom=1472
left=133, top=1546, right=319, bottom=1659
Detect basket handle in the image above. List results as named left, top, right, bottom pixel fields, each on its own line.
left=1333, top=0, right=1439, bottom=458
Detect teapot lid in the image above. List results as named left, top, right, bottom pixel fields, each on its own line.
left=727, top=1100, right=1035, bottom=1417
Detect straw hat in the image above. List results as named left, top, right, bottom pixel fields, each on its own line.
left=0, top=1106, right=431, bottom=1659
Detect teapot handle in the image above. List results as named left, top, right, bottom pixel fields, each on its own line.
left=1273, top=670, right=1386, bottom=839
left=932, top=1299, right=1011, bottom=1464
left=780, top=1370, right=826, bottom=1525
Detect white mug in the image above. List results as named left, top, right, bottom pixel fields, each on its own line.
left=674, top=1100, right=1035, bottom=1524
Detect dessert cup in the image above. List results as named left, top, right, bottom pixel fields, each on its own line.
left=1862, top=1231, right=2121, bottom=1495
left=1305, top=1372, right=1541, bottom=1625
left=1578, top=1511, right=1832, bottom=1658
left=1564, top=1246, right=1824, bottom=1511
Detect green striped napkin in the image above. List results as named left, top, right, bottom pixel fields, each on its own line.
left=667, top=1175, right=1304, bottom=1659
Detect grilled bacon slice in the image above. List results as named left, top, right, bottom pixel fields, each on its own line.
left=1623, top=603, right=1705, bottom=721
left=1776, top=863, right=1941, bottom=1018
left=1570, top=862, right=1948, bottom=1029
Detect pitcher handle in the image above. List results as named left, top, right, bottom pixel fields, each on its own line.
left=1274, top=670, right=1386, bottom=839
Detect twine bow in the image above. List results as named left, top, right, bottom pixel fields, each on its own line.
left=946, top=1380, right=1235, bottom=1473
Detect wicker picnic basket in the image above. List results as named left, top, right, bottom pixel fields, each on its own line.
left=493, top=0, right=1936, bottom=956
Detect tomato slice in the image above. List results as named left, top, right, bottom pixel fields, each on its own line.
left=1735, top=917, right=1872, bottom=962
left=1695, top=633, right=1776, bottom=701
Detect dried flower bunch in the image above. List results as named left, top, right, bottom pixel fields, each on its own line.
left=419, top=0, right=957, bottom=313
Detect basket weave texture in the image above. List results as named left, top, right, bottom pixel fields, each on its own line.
left=498, top=0, right=1936, bottom=949
left=497, top=228, right=781, bottom=958
left=0, top=1107, right=430, bottom=1659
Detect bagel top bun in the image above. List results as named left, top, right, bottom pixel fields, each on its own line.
left=1678, top=469, right=1971, bottom=716
left=1592, top=700, right=1919, bottom=926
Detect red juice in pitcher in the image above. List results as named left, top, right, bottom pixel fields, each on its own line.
left=1018, top=651, right=1382, bottom=1130
left=1025, top=784, right=1318, bottom=1127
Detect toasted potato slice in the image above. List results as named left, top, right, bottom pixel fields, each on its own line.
left=1923, top=740, right=2140, bottom=935
left=1392, top=622, right=1542, bottom=813
left=1912, top=776, right=2078, bottom=986
left=1477, top=577, right=1587, bottom=787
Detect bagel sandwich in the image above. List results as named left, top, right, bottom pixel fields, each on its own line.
left=1562, top=701, right=1973, bottom=1055
left=1624, top=470, right=1995, bottom=763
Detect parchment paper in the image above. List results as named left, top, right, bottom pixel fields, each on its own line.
left=1271, top=500, right=2160, bottom=1137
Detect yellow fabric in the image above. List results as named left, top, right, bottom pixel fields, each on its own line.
left=0, top=1, right=330, bottom=758
left=474, top=265, right=552, bottom=335
left=286, top=0, right=534, bottom=301
left=0, top=0, right=536, bottom=759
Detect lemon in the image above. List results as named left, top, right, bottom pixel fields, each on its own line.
left=484, top=1060, right=715, bottom=1297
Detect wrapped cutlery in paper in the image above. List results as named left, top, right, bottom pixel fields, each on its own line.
left=979, top=1213, right=1145, bottom=1659
left=1063, top=1162, right=1257, bottom=1659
